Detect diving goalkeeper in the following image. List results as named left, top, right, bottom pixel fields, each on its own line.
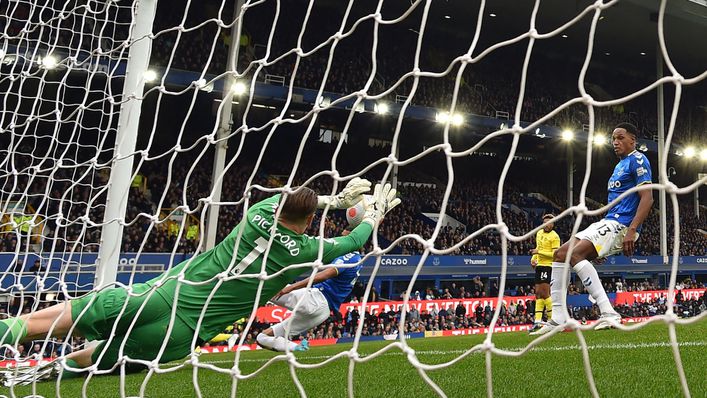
left=0, top=179, right=401, bottom=384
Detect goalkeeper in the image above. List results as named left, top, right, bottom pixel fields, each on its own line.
left=0, top=179, right=400, bottom=384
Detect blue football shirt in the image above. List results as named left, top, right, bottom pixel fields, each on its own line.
left=315, top=251, right=362, bottom=310
left=605, top=150, right=652, bottom=231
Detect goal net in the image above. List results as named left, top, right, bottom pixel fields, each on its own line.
left=0, top=0, right=705, bottom=397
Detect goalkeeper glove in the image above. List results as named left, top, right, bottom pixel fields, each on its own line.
left=317, top=177, right=371, bottom=209
left=362, top=182, right=401, bottom=226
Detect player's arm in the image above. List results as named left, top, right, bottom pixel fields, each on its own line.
left=623, top=190, right=653, bottom=255
left=321, top=222, right=373, bottom=263
left=624, top=156, right=654, bottom=255
left=277, top=267, right=339, bottom=297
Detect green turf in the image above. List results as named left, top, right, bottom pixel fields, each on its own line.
left=3, top=319, right=706, bottom=397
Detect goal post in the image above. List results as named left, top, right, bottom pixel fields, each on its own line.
left=205, top=0, right=246, bottom=251
left=95, top=0, right=158, bottom=289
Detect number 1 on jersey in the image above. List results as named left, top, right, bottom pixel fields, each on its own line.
left=230, top=237, right=269, bottom=276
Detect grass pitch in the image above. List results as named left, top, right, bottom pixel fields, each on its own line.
left=3, top=318, right=706, bottom=398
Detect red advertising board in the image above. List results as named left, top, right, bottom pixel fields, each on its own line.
left=338, top=296, right=536, bottom=316
left=255, top=289, right=706, bottom=323
left=256, top=305, right=294, bottom=323
left=615, top=289, right=705, bottom=305
left=256, top=295, right=536, bottom=323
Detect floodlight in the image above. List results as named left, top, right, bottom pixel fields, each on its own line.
left=375, top=102, right=389, bottom=115
left=684, top=146, right=696, bottom=158
left=436, top=112, right=450, bottom=123
left=143, top=69, right=158, bottom=82
left=593, top=134, right=607, bottom=146
left=232, top=81, right=247, bottom=95
left=700, top=148, right=707, bottom=162
left=42, top=55, right=58, bottom=69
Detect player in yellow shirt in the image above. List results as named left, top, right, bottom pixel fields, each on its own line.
left=529, top=214, right=561, bottom=334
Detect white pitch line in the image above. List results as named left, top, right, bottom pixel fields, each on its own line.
left=177, top=340, right=706, bottom=366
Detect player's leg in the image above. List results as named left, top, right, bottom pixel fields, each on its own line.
left=563, top=225, right=621, bottom=322
left=9, top=287, right=132, bottom=344
left=0, top=341, right=93, bottom=387
left=258, top=289, right=329, bottom=352
left=551, top=221, right=624, bottom=331
left=73, top=284, right=196, bottom=371
left=555, top=236, right=611, bottom=314
left=88, top=289, right=197, bottom=373
left=537, top=282, right=551, bottom=320
left=255, top=288, right=303, bottom=351
left=532, top=266, right=552, bottom=329
left=0, top=307, right=108, bottom=387
left=2, top=286, right=196, bottom=385
left=531, top=237, right=598, bottom=336
left=0, top=301, right=74, bottom=346
left=0, top=291, right=121, bottom=386
left=529, top=266, right=552, bottom=334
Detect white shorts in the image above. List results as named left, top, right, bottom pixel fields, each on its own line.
left=271, top=288, right=330, bottom=335
left=575, top=219, right=638, bottom=258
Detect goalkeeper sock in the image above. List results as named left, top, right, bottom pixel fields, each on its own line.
left=550, top=263, right=567, bottom=324
left=256, top=333, right=298, bottom=352
left=573, top=260, right=614, bottom=315
left=0, top=318, right=27, bottom=345
left=534, top=298, right=543, bottom=323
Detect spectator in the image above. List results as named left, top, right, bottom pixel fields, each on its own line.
left=455, top=303, right=466, bottom=319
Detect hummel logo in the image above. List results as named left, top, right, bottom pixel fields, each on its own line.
left=583, top=277, right=592, bottom=287
left=636, top=158, right=644, bottom=165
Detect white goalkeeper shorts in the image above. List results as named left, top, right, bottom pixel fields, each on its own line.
left=271, top=288, right=331, bottom=335
left=575, top=219, right=639, bottom=258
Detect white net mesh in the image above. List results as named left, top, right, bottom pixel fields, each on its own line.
left=0, top=0, right=705, bottom=397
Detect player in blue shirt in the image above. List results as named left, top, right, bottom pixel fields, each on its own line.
left=256, top=229, right=363, bottom=352
left=314, top=251, right=363, bottom=310
left=532, top=123, right=654, bottom=335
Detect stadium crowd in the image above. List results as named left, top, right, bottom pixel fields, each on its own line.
left=7, top=1, right=699, bottom=145
left=141, top=0, right=707, bottom=145
left=1, top=151, right=705, bottom=258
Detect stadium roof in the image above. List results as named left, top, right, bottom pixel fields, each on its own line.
left=426, top=0, right=707, bottom=77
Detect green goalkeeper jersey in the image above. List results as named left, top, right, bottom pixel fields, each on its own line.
left=146, top=194, right=372, bottom=341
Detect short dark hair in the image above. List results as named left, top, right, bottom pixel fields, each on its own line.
left=280, top=187, right=318, bottom=223
left=542, top=213, right=555, bottom=221
left=614, top=122, right=638, bottom=138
